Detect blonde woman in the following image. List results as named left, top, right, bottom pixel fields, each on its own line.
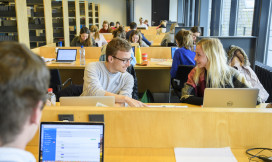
left=181, top=38, right=250, bottom=105
left=90, top=25, right=107, bottom=47
left=170, top=29, right=195, bottom=78
left=161, top=23, right=178, bottom=46
left=128, top=30, right=149, bottom=47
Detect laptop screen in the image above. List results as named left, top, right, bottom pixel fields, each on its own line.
left=39, top=122, right=104, bottom=162
left=56, top=49, right=77, bottom=61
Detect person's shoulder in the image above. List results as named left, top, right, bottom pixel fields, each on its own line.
left=0, top=147, right=36, bottom=162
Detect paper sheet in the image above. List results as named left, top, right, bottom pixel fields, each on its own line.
left=174, top=147, right=237, bottom=162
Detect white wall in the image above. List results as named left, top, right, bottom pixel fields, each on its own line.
left=90, top=0, right=126, bottom=28
left=169, top=0, right=177, bottom=22
left=134, top=0, right=152, bottom=25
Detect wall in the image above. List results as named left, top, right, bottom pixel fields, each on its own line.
left=169, top=0, right=177, bottom=22
left=88, top=0, right=126, bottom=27
left=134, top=0, right=152, bottom=26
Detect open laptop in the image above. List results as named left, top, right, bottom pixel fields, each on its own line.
left=39, top=122, right=104, bottom=162
left=52, top=49, right=77, bottom=63
left=60, top=96, right=115, bottom=107
left=203, top=88, right=259, bottom=108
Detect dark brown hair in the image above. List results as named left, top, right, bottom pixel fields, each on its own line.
left=112, top=26, right=126, bottom=39
left=190, top=26, right=201, bottom=34
left=80, top=27, right=92, bottom=46
left=0, top=42, right=50, bottom=145
left=128, top=30, right=143, bottom=46
left=106, top=38, right=131, bottom=62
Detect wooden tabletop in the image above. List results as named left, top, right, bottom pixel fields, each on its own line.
left=46, top=59, right=172, bottom=69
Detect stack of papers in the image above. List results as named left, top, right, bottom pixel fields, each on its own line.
left=174, top=147, right=237, bottom=162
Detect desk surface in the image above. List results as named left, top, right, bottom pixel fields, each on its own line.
left=46, top=59, right=172, bottom=70
left=25, top=146, right=249, bottom=162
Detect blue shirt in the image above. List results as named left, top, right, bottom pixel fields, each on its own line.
left=170, top=47, right=196, bottom=78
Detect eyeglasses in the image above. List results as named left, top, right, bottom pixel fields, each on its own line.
left=112, top=56, right=133, bottom=64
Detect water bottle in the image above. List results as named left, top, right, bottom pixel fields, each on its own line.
left=135, top=45, right=142, bottom=64
left=46, top=88, right=56, bottom=106
left=79, top=45, right=85, bottom=65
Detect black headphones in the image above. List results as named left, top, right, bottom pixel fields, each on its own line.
left=246, top=148, right=272, bottom=161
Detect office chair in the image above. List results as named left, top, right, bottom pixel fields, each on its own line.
left=49, top=69, right=73, bottom=95
left=171, top=65, right=195, bottom=99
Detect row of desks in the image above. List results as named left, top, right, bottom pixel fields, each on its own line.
left=26, top=104, right=272, bottom=161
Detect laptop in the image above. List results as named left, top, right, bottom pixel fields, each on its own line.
left=171, top=47, right=179, bottom=59
left=60, top=96, right=115, bottom=107
left=39, top=122, right=104, bottom=162
left=203, top=88, right=259, bottom=108
left=52, top=49, right=77, bottom=63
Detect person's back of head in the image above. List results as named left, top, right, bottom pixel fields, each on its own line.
left=130, top=22, right=137, bottom=30
left=175, top=29, right=194, bottom=49
left=110, top=22, right=115, bottom=27
left=190, top=26, right=201, bottom=34
left=0, top=42, right=49, bottom=146
left=106, top=37, right=131, bottom=62
left=112, top=26, right=126, bottom=39
left=90, top=25, right=100, bottom=40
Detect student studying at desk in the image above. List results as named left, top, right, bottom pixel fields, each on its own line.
left=0, top=42, right=50, bottom=161
left=181, top=38, right=250, bottom=105
left=70, top=27, right=96, bottom=47
left=81, top=38, right=147, bottom=107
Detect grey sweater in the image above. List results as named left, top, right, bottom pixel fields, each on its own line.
left=81, top=62, right=134, bottom=97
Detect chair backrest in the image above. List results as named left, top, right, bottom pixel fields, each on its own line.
left=49, top=69, right=62, bottom=94
left=172, top=65, right=195, bottom=91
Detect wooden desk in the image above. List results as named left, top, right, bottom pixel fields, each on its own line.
left=46, top=59, right=172, bottom=93
left=26, top=106, right=272, bottom=161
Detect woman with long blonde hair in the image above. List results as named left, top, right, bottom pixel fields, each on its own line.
left=90, top=25, right=107, bottom=47
left=181, top=38, right=249, bottom=105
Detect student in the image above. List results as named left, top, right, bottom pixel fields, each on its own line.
left=81, top=38, right=146, bottom=107
left=0, top=42, right=50, bottom=161
left=90, top=25, right=107, bottom=47
left=181, top=38, right=249, bottom=105
left=110, top=22, right=116, bottom=30
left=128, top=30, right=149, bottom=47
left=126, top=22, right=152, bottom=46
left=71, top=27, right=96, bottom=47
left=99, top=20, right=113, bottom=33
left=170, top=29, right=196, bottom=78
left=144, top=19, right=149, bottom=27
left=161, top=23, right=178, bottom=46
left=115, top=21, right=121, bottom=28
left=100, top=26, right=136, bottom=66
left=190, top=26, right=201, bottom=46
left=138, top=17, right=148, bottom=29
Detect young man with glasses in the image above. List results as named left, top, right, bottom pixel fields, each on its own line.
left=0, top=42, right=50, bottom=161
left=81, top=38, right=147, bottom=107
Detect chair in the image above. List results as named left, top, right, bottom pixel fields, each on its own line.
left=49, top=69, right=73, bottom=95
left=170, top=65, right=194, bottom=99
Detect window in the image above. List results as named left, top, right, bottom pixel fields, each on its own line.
left=221, top=0, right=231, bottom=36
left=266, top=12, right=272, bottom=66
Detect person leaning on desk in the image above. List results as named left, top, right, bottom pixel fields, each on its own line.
left=81, top=38, right=147, bottom=107
left=180, top=38, right=252, bottom=105
left=70, top=27, right=96, bottom=47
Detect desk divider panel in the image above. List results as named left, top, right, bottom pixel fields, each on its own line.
left=141, top=47, right=171, bottom=59
left=27, top=106, right=272, bottom=149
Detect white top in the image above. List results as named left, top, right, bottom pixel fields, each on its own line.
left=0, top=147, right=36, bottom=162
left=138, top=23, right=148, bottom=29
left=81, top=62, right=134, bottom=97
left=94, top=33, right=107, bottom=47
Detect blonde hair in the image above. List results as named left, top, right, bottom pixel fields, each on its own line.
left=170, top=23, right=178, bottom=31
left=175, top=29, right=194, bottom=50
left=194, top=38, right=233, bottom=88
left=90, top=25, right=100, bottom=40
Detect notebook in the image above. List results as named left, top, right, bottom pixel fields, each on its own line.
left=59, top=96, right=115, bottom=107
left=203, top=88, right=259, bottom=108
left=52, top=49, right=77, bottom=63
left=39, top=122, right=104, bottom=162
